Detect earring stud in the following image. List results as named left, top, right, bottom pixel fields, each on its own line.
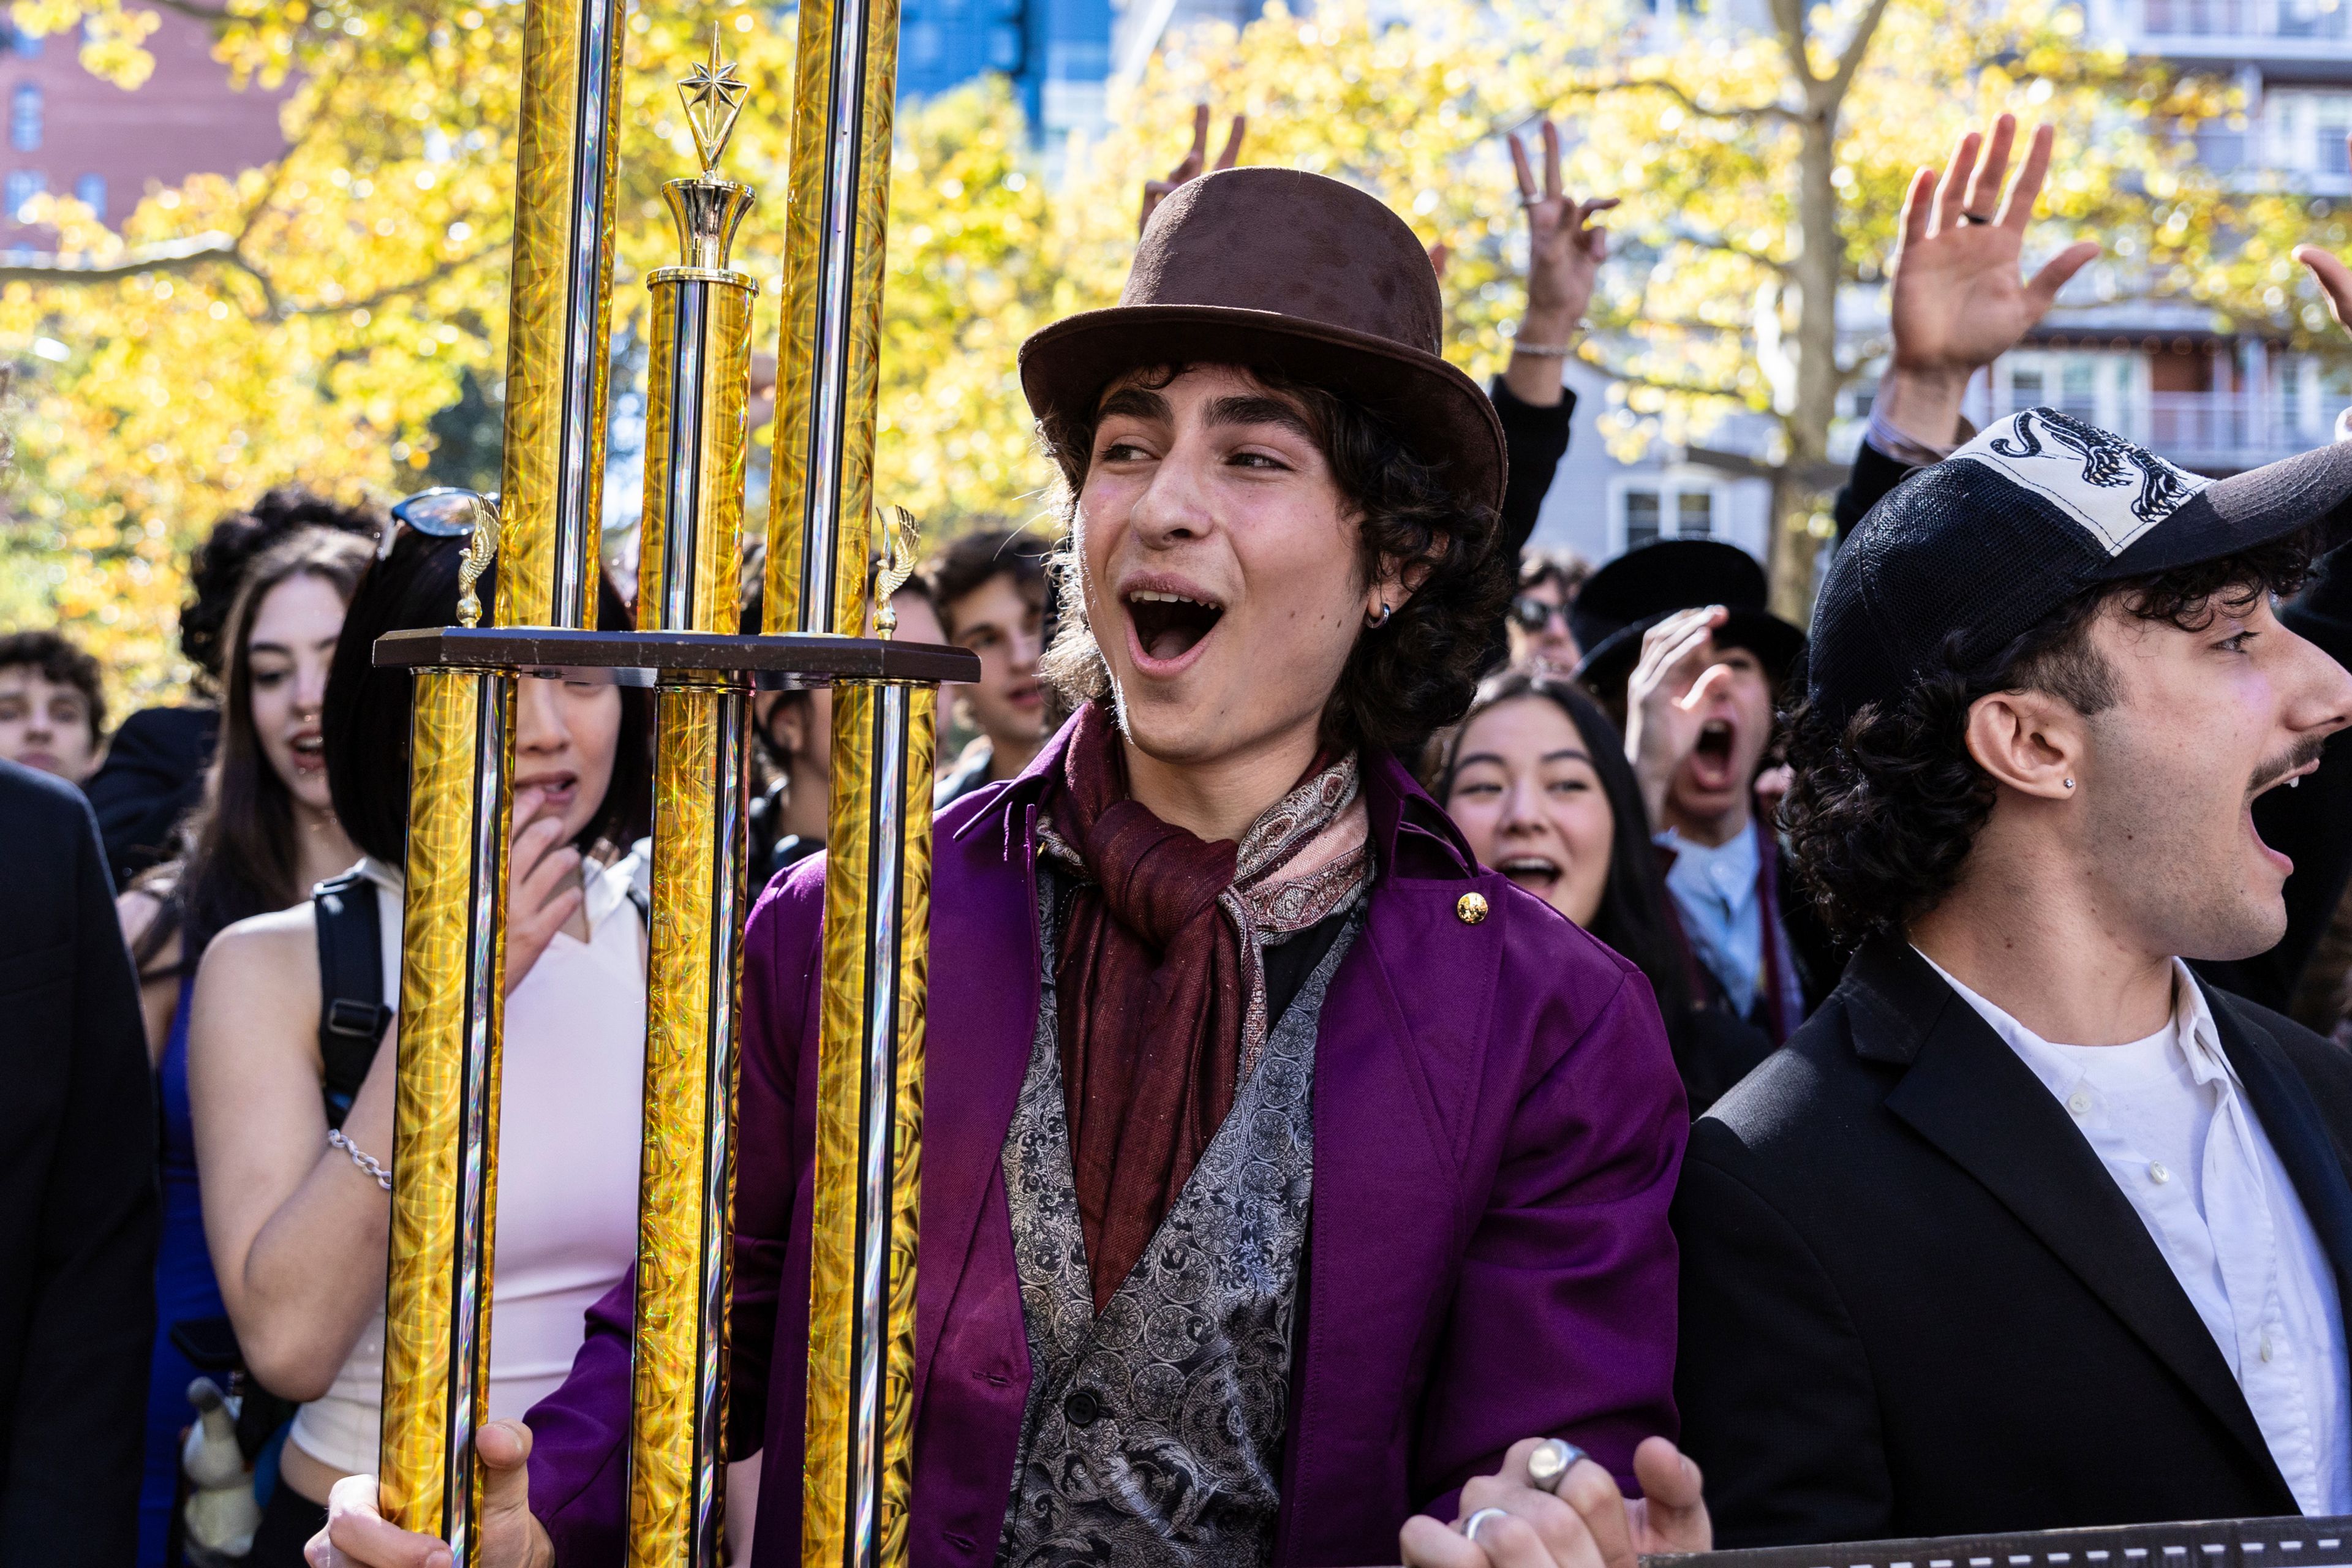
left=2064, top=778, right=2076, bottom=790
left=1369, top=601, right=1393, bottom=628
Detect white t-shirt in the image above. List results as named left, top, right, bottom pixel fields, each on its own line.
left=287, top=851, right=648, bottom=1476
left=1920, top=950, right=2352, bottom=1513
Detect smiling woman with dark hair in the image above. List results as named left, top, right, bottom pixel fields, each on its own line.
left=318, top=168, right=1706, bottom=1568
left=1438, top=673, right=1771, bottom=1114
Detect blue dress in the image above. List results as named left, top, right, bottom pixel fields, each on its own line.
left=140, top=971, right=226, bottom=1568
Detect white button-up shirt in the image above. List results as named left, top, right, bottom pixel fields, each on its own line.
left=1920, top=951, right=2352, bottom=1513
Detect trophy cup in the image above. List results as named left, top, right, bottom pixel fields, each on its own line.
left=369, top=0, right=970, bottom=1561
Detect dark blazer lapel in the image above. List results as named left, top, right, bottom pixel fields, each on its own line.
left=1865, top=945, right=2281, bottom=1485
left=2206, top=986, right=2352, bottom=1356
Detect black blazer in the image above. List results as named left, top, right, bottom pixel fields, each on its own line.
left=1676, top=938, right=2352, bottom=1547
left=83, top=702, right=217, bottom=888
left=0, top=762, right=158, bottom=1566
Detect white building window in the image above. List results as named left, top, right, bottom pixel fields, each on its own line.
left=1619, top=481, right=1721, bottom=552
left=9, top=83, right=39, bottom=153
left=2266, top=89, right=2352, bottom=175
left=4, top=167, right=43, bottom=219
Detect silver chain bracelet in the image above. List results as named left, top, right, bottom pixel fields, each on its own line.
left=326, top=1127, right=393, bottom=1193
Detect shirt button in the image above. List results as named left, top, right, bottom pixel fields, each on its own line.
left=1063, top=1389, right=1101, bottom=1428
left=2261, top=1333, right=2275, bottom=1363
left=2150, top=1162, right=2171, bottom=1185
left=2068, top=1090, right=2092, bottom=1116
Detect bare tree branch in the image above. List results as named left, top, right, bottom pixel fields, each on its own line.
left=1825, top=0, right=1901, bottom=104
left=1555, top=76, right=1800, bottom=126
left=0, top=231, right=239, bottom=283
left=1574, top=344, right=1752, bottom=403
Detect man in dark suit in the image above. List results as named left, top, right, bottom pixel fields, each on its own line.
left=0, top=759, right=160, bottom=1564
left=1678, top=345, right=2352, bottom=1538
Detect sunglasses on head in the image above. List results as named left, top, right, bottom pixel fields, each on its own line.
left=381, top=486, right=497, bottom=559
left=1509, top=595, right=1571, bottom=633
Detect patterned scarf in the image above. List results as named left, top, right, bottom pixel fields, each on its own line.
left=1039, top=699, right=1371, bottom=1313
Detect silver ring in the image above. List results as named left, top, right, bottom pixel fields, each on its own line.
left=1961, top=211, right=1995, bottom=225
left=1528, top=1438, right=1586, bottom=1494
left=1463, top=1507, right=1513, bottom=1545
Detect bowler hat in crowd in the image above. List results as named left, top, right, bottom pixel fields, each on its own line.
left=1570, top=538, right=1808, bottom=701
left=1018, top=167, right=1508, bottom=513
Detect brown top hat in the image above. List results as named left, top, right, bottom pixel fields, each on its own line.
left=1019, top=166, right=1507, bottom=511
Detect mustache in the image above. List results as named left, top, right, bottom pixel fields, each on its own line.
left=2248, top=734, right=2329, bottom=801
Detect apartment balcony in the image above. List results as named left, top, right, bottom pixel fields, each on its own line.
left=2116, top=0, right=2352, bottom=66
left=1976, top=390, right=2337, bottom=472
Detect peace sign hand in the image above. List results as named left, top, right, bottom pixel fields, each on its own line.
left=1140, top=102, right=1246, bottom=236
left=1510, top=119, right=1617, bottom=336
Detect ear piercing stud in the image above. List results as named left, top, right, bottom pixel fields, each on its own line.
left=2064, top=778, right=2076, bottom=790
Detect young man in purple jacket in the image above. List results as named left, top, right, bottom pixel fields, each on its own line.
left=309, top=169, right=1706, bottom=1568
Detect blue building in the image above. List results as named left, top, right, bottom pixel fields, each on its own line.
left=897, top=0, right=1114, bottom=138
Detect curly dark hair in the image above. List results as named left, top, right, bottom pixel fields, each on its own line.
left=0, top=627, right=107, bottom=741
left=181, top=486, right=385, bottom=689
left=1782, top=535, right=2315, bottom=946
left=930, top=526, right=1049, bottom=640
left=1034, top=363, right=1510, bottom=757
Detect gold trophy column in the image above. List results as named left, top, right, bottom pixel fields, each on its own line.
left=626, top=42, right=759, bottom=1568
left=380, top=529, right=515, bottom=1560
left=765, top=0, right=902, bottom=639
left=379, top=0, right=625, bottom=1548
left=497, top=0, right=628, bottom=630
left=767, top=0, right=936, bottom=1555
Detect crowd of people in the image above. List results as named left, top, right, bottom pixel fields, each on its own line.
left=12, top=105, right=2352, bottom=1568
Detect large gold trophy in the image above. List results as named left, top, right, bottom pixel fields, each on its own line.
left=370, top=0, right=968, bottom=1558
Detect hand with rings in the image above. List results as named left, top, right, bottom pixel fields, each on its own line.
left=1398, top=1434, right=1710, bottom=1568
left=1877, top=112, right=2099, bottom=448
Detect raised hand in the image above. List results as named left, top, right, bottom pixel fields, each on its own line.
left=1879, top=114, right=2099, bottom=447
left=1140, top=102, right=1246, bottom=236
left=1623, top=606, right=1733, bottom=830
left=1513, top=119, right=1617, bottom=339
left=1397, top=1436, right=1710, bottom=1568
left=2293, top=140, right=2352, bottom=342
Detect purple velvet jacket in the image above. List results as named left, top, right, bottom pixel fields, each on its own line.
left=524, top=725, right=1686, bottom=1567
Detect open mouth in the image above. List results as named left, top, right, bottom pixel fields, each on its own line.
left=1685, top=718, right=1737, bottom=792
left=1125, top=587, right=1225, bottom=669
left=290, top=731, right=325, bottom=774
left=1497, top=854, right=1562, bottom=894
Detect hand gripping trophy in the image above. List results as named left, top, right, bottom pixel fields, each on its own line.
left=368, top=0, right=974, bottom=1560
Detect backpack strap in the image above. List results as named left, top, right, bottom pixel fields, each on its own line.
left=313, top=868, right=391, bottom=1130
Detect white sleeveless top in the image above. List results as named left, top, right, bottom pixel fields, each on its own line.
left=287, top=850, right=649, bottom=1476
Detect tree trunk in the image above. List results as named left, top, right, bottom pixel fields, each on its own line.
left=1769, top=105, right=1842, bottom=626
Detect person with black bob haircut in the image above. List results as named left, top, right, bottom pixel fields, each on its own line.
left=1676, top=395, right=2352, bottom=1542
left=1439, top=671, right=1768, bottom=1112
left=184, top=525, right=663, bottom=1565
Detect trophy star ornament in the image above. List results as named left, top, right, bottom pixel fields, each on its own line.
left=678, top=29, right=748, bottom=175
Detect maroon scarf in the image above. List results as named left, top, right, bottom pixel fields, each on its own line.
left=1043, top=701, right=1368, bottom=1313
